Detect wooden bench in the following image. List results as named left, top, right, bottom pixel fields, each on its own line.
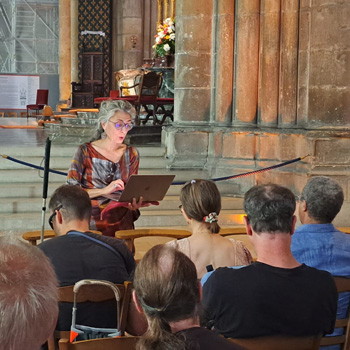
left=22, top=230, right=101, bottom=246
left=115, top=228, right=191, bottom=252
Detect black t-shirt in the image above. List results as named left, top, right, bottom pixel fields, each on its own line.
left=202, top=262, right=338, bottom=338
left=39, top=231, right=135, bottom=330
left=176, top=327, right=245, bottom=350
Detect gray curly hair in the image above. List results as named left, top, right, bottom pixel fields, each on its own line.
left=91, top=99, right=135, bottom=141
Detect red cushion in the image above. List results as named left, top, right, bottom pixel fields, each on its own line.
left=110, top=90, right=120, bottom=98
left=156, top=98, right=174, bottom=103
left=27, top=104, right=44, bottom=109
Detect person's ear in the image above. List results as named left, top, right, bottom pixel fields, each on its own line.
left=290, top=215, right=297, bottom=236
left=300, top=200, right=307, bottom=213
left=56, top=209, right=63, bottom=225
left=132, top=290, right=144, bottom=314
left=181, top=208, right=192, bottom=225
left=243, top=215, right=253, bottom=236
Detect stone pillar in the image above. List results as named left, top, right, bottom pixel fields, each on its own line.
left=278, top=0, right=299, bottom=126
left=212, top=0, right=235, bottom=124
left=70, top=0, right=79, bottom=83
left=59, top=0, right=71, bottom=102
left=278, top=0, right=299, bottom=127
left=258, top=0, right=281, bottom=127
left=115, top=0, right=143, bottom=70
left=170, top=0, right=176, bottom=17
left=175, top=1, right=213, bottom=124
left=298, top=1, right=350, bottom=128
left=163, top=0, right=169, bottom=19
left=233, top=0, right=260, bottom=125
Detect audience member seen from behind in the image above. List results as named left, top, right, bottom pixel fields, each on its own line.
left=133, top=244, right=245, bottom=350
left=67, top=99, right=146, bottom=236
left=202, top=184, right=338, bottom=338
left=0, top=236, right=58, bottom=350
left=291, top=176, right=350, bottom=349
left=167, top=179, right=252, bottom=278
left=39, top=184, right=135, bottom=331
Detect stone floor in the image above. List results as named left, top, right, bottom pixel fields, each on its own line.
left=0, top=118, right=52, bottom=147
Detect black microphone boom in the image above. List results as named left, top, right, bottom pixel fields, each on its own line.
left=40, top=137, right=51, bottom=243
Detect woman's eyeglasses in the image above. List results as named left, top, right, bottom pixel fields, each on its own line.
left=109, top=120, right=134, bottom=131
left=48, top=204, right=63, bottom=230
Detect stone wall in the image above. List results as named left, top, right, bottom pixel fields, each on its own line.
left=165, top=0, right=350, bottom=224
left=113, top=0, right=157, bottom=75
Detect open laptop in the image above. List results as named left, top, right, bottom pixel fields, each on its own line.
left=103, top=174, right=175, bottom=202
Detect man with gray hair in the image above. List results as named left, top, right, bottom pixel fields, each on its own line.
left=0, top=236, right=58, bottom=350
left=202, top=183, right=338, bottom=338
left=291, top=176, right=350, bottom=348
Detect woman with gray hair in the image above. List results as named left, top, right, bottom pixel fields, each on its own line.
left=67, top=99, right=144, bottom=236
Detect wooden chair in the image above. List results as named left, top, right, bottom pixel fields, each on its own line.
left=220, top=227, right=247, bottom=236
left=49, top=280, right=133, bottom=350
left=22, top=230, right=101, bottom=246
left=320, top=277, right=350, bottom=350
left=0, top=112, right=4, bottom=117
left=337, top=227, right=350, bottom=234
left=20, top=111, right=27, bottom=118
left=230, top=334, right=322, bottom=350
left=115, top=228, right=191, bottom=252
left=7, top=111, right=17, bottom=118
left=26, top=89, right=49, bottom=119
left=118, top=71, right=163, bottom=125
left=58, top=336, right=139, bottom=350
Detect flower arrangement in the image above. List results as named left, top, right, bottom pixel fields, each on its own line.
left=153, top=17, right=175, bottom=57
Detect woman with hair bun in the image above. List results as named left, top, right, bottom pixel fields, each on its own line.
left=167, top=179, right=252, bottom=278
left=67, top=99, right=144, bottom=236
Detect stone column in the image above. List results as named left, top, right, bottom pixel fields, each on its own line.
left=298, top=1, right=350, bottom=128
left=70, top=0, right=79, bottom=83
left=163, top=0, right=169, bottom=19
left=175, top=1, right=213, bottom=124
left=278, top=0, right=299, bottom=126
left=59, top=0, right=71, bottom=102
left=258, top=0, right=281, bottom=127
left=115, top=0, right=143, bottom=70
left=233, top=0, right=260, bottom=125
left=212, top=0, right=235, bottom=124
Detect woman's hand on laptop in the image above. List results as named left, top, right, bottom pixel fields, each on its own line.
left=106, top=179, right=125, bottom=194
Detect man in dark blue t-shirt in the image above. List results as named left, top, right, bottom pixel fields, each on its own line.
left=39, top=184, right=135, bottom=331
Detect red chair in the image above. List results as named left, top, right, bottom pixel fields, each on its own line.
left=26, top=89, right=49, bottom=119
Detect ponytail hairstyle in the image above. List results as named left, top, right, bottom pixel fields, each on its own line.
left=180, top=179, right=221, bottom=234
left=134, top=245, right=200, bottom=350
left=90, top=99, right=135, bottom=142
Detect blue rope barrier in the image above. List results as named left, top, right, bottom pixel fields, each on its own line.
left=2, top=154, right=309, bottom=185
left=1, top=154, right=68, bottom=176
left=172, top=156, right=308, bottom=185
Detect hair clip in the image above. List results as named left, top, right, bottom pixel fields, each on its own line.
left=191, top=180, right=196, bottom=184
left=203, top=212, right=218, bottom=223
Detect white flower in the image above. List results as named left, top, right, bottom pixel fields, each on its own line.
left=158, top=31, right=165, bottom=38
left=170, top=25, right=175, bottom=32
left=164, top=18, right=173, bottom=26
left=169, top=33, right=175, bottom=40
left=164, top=44, right=171, bottom=52
left=156, top=37, right=162, bottom=44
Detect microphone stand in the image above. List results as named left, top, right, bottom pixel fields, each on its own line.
left=40, top=137, right=51, bottom=244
